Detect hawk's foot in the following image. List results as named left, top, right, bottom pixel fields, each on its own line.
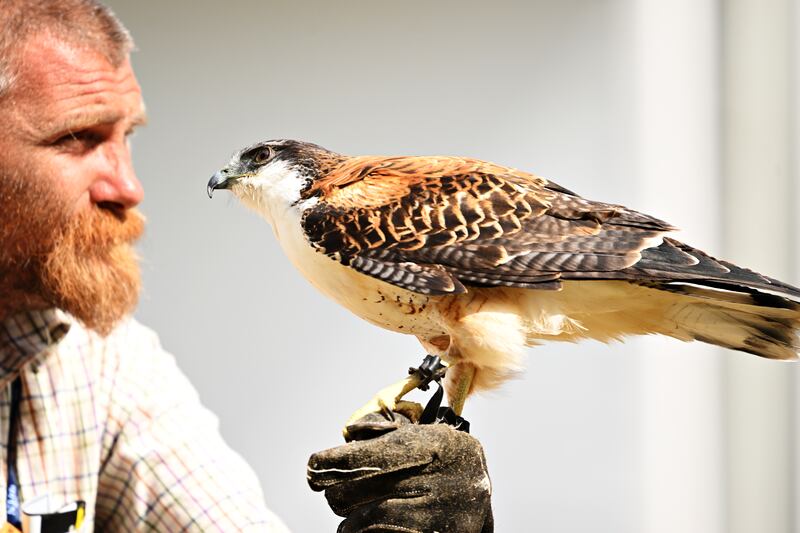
left=343, top=356, right=448, bottom=439
left=344, top=376, right=423, bottom=439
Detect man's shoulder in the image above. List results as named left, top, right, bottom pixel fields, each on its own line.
left=103, top=315, right=162, bottom=351
left=57, top=314, right=170, bottom=372
left=54, top=314, right=200, bottom=417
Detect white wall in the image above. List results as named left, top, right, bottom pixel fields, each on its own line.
left=104, top=1, right=798, bottom=531
left=722, top=1, right=798, bottom=531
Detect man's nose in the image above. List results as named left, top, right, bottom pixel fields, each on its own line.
left=88, top=141, right=144, bottom=209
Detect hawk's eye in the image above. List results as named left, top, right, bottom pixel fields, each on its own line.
left=253, top=147, right=273, bottom=165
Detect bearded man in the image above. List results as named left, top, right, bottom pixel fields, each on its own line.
left=0, top=1, right=492, bottom=531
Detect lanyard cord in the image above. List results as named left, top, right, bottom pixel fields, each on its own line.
left=6, top=377, right=22, bottom=529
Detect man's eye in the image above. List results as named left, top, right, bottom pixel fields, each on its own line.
left=52, top=130, right=103, bottom=150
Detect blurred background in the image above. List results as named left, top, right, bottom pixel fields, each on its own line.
left=104, top=1, right=799, bottom=531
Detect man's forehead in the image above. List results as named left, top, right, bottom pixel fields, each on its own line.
left=9, top=35, right=146, bottom=131
left=19, top=36, right=141, bottom=95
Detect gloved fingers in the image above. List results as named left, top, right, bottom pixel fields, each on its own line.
left=308, top=426, right=441, bottom=491
left=337, top=497, right=434, bottom=533
left=344, top=411, right=411, bottom=442
left=338, top=497, right=489, bottom=533
left=324, top=469, right=432, bottom=517
left=324, top=462, right=491, bottom=521
left=309, top=423, right=486, bottom=491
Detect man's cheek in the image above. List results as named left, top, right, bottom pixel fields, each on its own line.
left=48, top=168, right=94, bottom=214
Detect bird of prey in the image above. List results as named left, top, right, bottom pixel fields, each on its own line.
left=207, top=139, right=800, bottom=427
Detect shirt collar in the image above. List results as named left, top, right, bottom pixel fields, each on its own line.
left=0, top=309, right=72, bottom=385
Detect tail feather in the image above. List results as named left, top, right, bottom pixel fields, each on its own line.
left=655, top=283, right=800, bottom=360
left=527, top=280, right=800, bottom=361
left=626, top=238, right=800, bottom=360
left=633, top=238, right=800, bottom=302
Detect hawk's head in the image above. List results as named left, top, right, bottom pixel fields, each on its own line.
left=207, top=139, right=342, bottom=214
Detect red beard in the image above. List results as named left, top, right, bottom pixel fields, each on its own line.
left=0, top=178, right=144, bottom=335
left=39, top=206, right=145, bottom=335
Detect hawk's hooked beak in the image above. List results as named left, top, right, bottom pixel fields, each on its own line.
left=207, top=170, right=238, bottom=198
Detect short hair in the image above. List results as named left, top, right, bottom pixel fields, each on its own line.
left=0, top=0, right=133, bottom=99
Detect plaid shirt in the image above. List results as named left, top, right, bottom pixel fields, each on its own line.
left=0, top=309, right=289, bottom=532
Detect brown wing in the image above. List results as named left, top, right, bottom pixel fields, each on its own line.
left=301, top=155, right=680, bottom=295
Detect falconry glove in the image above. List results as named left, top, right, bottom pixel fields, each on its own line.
left=307, top=413, right=493, bottom=533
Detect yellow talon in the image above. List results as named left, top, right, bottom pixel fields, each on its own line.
left=343, top=373, right=426, bottom=438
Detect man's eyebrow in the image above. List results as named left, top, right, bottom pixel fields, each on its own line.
left=43, top=110, right=121, bottom=138
left=41, top=108, right=147, bottom=139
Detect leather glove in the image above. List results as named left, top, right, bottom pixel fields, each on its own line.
left=307, top=413, right=493, bottom=533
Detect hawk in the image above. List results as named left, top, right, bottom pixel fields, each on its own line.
left=208, top=139, right=800, bottom=427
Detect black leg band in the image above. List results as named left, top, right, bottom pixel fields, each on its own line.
left=408, top=354, right=447, bottom=391
left=411, top=355, right=470, bottom=433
